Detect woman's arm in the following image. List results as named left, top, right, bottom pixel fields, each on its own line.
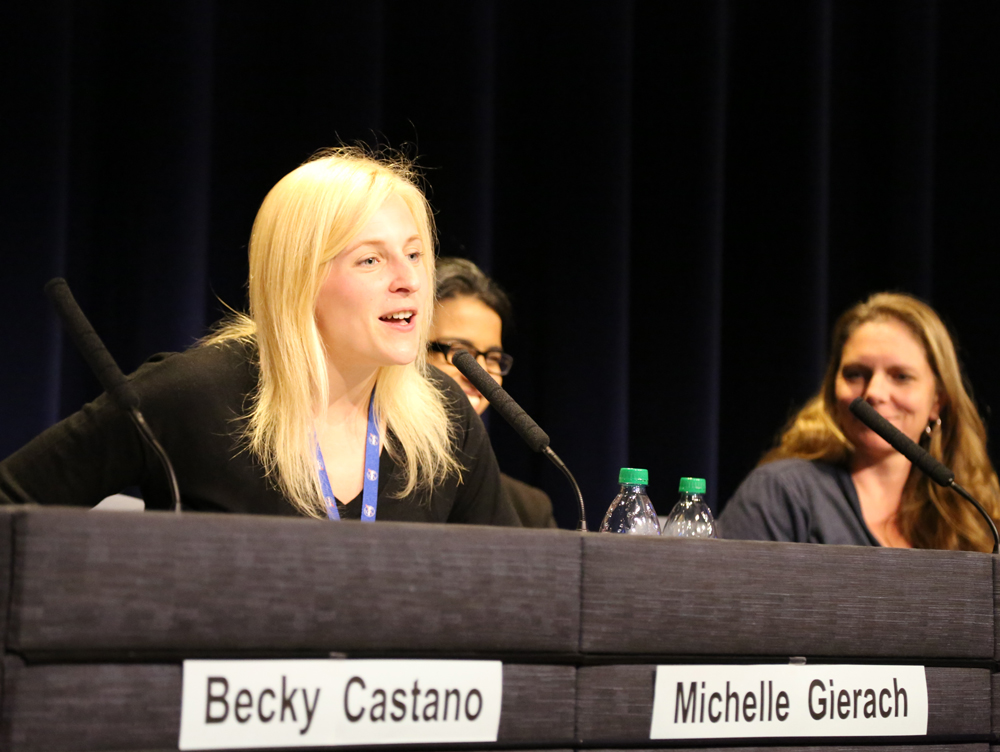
left=0, top=392, right=150, bottom=506
left=717, top=461, right=810, bottom=542
left=0, top=342, right=274, bottom=513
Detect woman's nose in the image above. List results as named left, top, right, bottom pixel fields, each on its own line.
left=863, top=372, right=888, bottom=403
left=389, top=255, right=422, bottom=292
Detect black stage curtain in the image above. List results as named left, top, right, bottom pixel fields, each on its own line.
left=2, top=1, right=997, bottom=530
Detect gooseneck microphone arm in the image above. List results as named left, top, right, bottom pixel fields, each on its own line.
left=450, top=350, right=587, bottom=531
left=45, top=278, right=182, bottom=514
left=849, top=398, right=999, bottom=554
left=539, top=446, right=587, bottom=531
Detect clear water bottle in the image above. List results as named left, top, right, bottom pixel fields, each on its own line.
left=662, top=477, right=717, bottom=538
left=599, top=468, right=661, bottom=535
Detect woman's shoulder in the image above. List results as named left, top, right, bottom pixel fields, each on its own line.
left=747, top=458, right=846, bottom=483
left=734, top=458, right=850, bottom=503
left=129, top=339, right=258, bottom=414
left=138, top=337, right=254, bottom=375
left=719, top=457, right=858, bottom=542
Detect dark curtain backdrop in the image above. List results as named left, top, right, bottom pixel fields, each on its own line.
left=2, top=1, right=997, bottom=530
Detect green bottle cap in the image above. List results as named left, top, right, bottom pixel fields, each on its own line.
left=618, top=467, right=648, bottom=485
left=678, top=477, right=706, bottom=494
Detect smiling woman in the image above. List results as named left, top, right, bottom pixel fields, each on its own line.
left=315, top=194, right=427, bottom=372
left=719, top=292, right=1000, bottom=551
left=0, top=148, right=519, bottom=526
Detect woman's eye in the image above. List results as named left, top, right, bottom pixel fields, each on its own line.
left=407, top=250, right=423, bottom=262
left=359, top=256, right=378, bottom=267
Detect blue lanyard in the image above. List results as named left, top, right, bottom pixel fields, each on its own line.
left=315, top=389, right=380, bottom=522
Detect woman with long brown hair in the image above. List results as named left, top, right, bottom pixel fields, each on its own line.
left=720, top=292, right=1000, bottom=551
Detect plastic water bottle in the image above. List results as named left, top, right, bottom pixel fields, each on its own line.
left=662, top=477, right=717, bottom=538
left=599, top=468, right=661, bottom=535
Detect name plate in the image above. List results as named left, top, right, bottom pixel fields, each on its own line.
left=651, top=664, right=927, bottom=740
left=179, top=659, right=503, bottom=750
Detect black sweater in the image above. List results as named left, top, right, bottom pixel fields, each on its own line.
left=0, top=341, right=519, bottom=526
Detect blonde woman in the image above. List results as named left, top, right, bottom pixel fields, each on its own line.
left=0, top=148, right=519, bottom=525
left=720, top=292, right=1000, bottom=551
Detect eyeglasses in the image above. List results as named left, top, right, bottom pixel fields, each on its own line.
left=428, top=341, right=514, bottom=376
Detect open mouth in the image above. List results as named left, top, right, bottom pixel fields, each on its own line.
left=379, top=310, right=415, bottom=325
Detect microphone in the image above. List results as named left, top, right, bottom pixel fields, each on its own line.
left=451, top=350, right=587, bottom=531
left=848, top=398, right=953, bottom=486
left=45, top=278, right=182, bottom=513
left=849, top=397, right=998, bottom=553
left=452, top=350, right=549, bottom=452
left=45, top=279, right=141, bottom=412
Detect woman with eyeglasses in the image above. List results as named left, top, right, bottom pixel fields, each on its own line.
left=427, top=257, right=557, bottom=528
left=0, top=149, right=520, bottom=526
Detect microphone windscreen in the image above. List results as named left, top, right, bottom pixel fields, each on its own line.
left=848, top=398, right=954, bottom=487
left=451, top=350, right=550, bottom=452
left=45, top=278, right=141, bottom=412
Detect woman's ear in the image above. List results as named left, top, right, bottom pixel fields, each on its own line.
left=930, top=390, right=943, bottom=424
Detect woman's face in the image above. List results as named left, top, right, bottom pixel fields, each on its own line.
left=428, top=295, right=503, bottom=415
left=834, top=318, right=941, bottom=462
left=315, top=193, right=430, bottom=373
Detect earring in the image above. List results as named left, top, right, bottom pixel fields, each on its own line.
left=925, top=417, right=942, bottom=436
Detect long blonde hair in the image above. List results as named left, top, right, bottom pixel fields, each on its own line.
left=763, top=292, right=1000, bottom=551
left=206, top=147, right=460, bottom=517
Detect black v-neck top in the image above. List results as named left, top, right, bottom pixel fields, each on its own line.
left=0, top=340, right=519, bottom=527
left=718, top=459, right=880, bottom=546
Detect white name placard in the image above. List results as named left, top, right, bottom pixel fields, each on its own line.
left=651, top=664, right=927, bottom=740
left=178, top=659, right=503, bottom=750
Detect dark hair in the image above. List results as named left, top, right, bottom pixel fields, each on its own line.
left=434, top=257, right=513, bottom=329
